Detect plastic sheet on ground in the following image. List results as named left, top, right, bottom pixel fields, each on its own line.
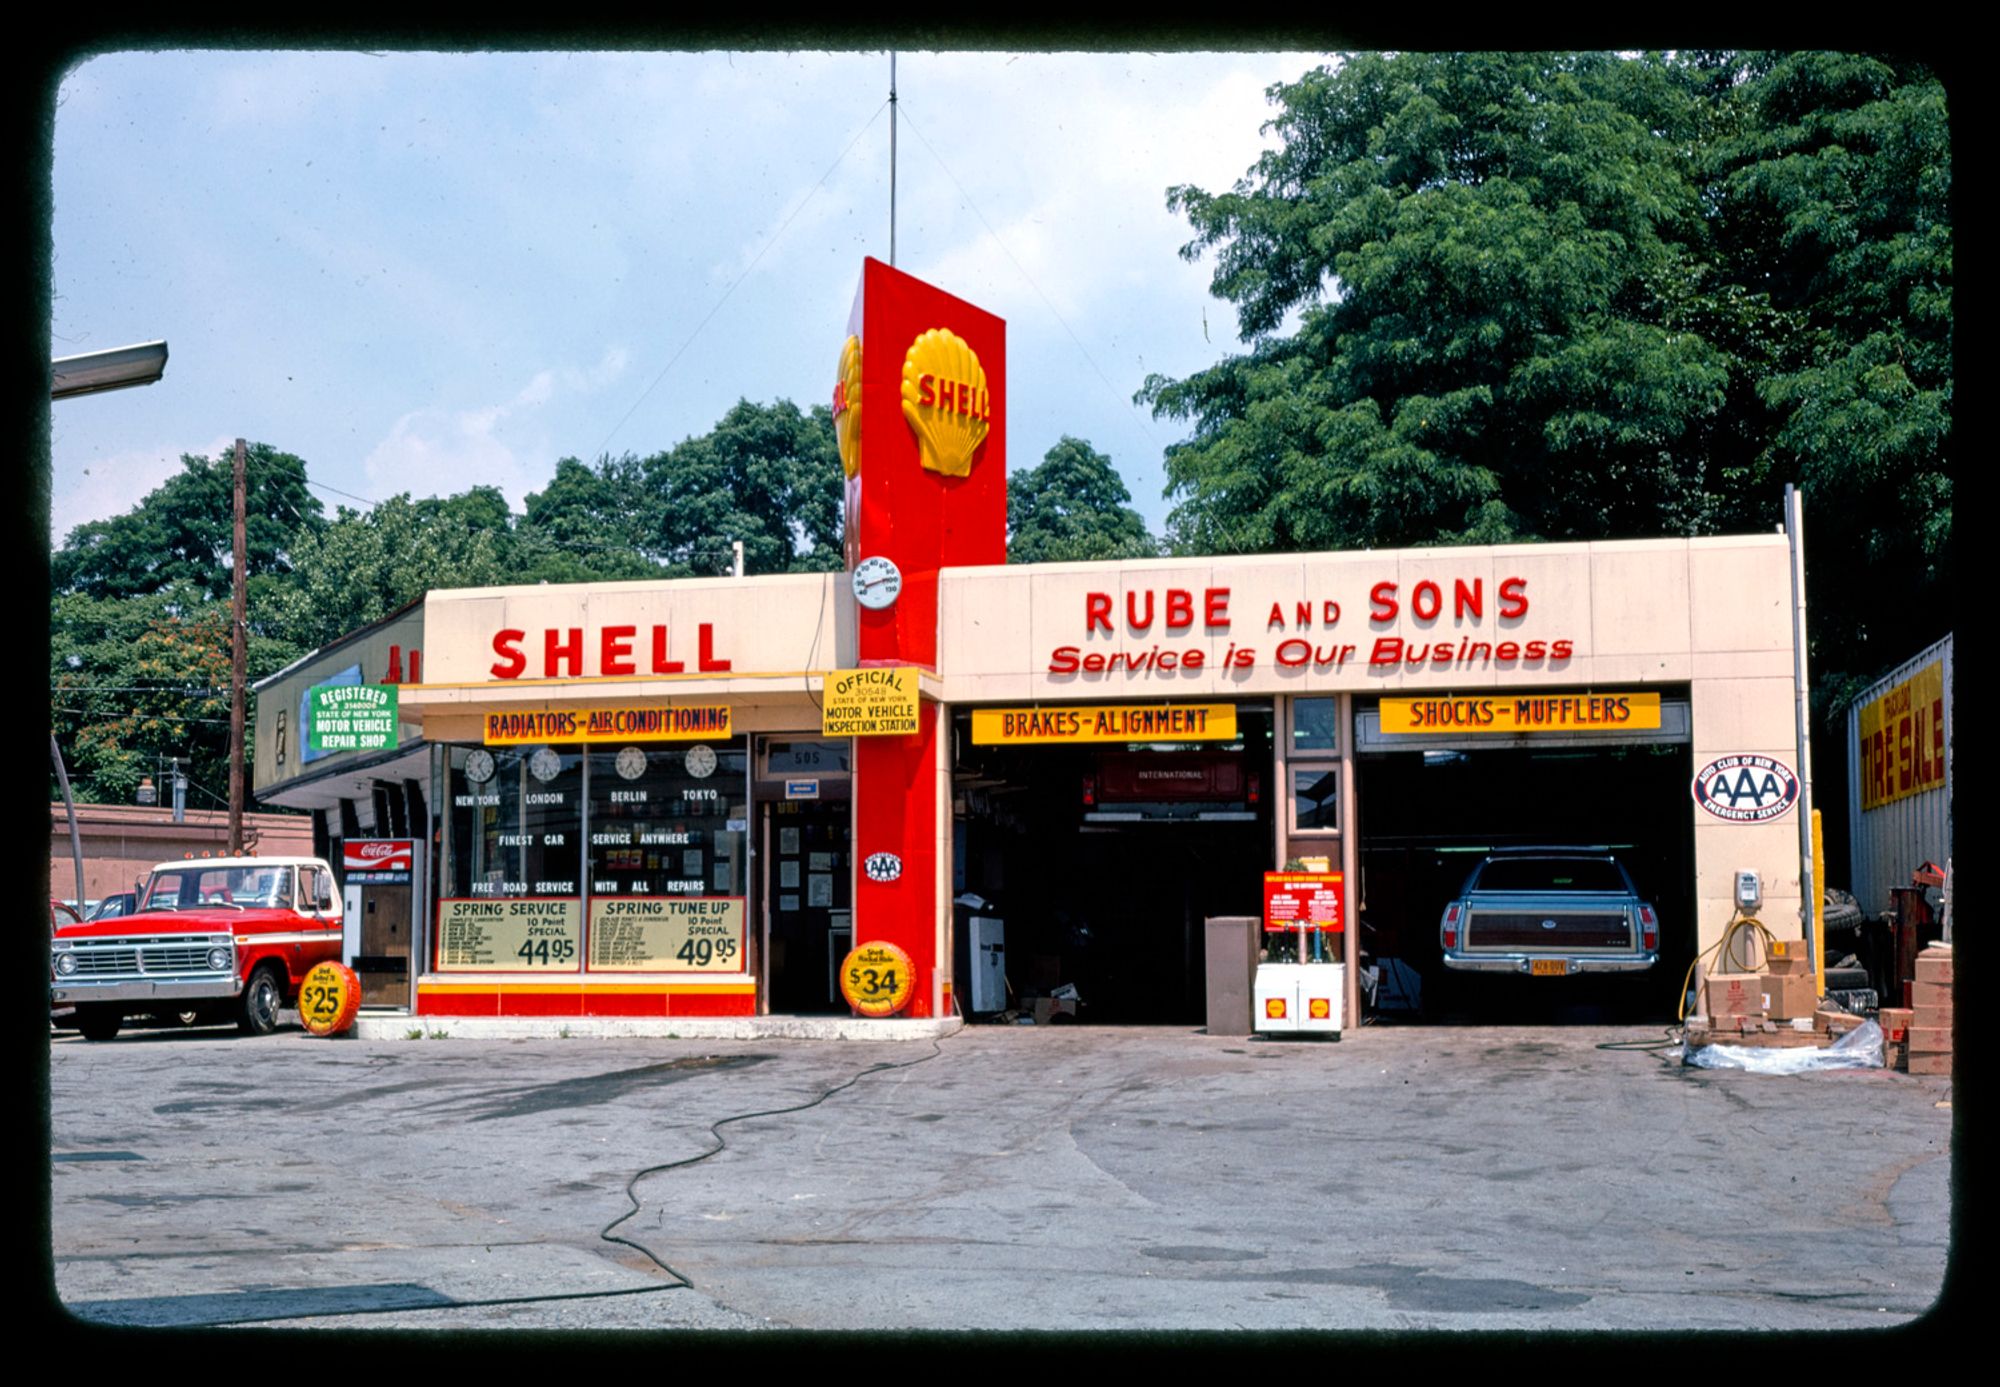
left=1682, top=1020, right=1883, bottom=1073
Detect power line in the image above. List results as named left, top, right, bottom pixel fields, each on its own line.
left=898, top=100, right=1165, bottom=451
left=591, top=98, right=890, bottom=460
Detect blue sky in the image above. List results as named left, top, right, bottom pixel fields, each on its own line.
left=49, top=48, right=1325, bottom=544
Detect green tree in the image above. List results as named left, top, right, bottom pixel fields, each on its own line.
left=1141, top=51, right=1950, bottom=673
left=52, top=442, right=324, bottom=600
left=517, top=457, right=672, bottom=583
left=1008, top=437, right=1157, bottom=563
left=640, top=399, right=845, bottom=575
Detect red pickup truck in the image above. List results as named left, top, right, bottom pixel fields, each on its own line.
left=51, top=856, right=343, bottom=1041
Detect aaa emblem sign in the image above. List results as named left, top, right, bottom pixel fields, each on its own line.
left=840, top=940, right=914, bottom=1017
left=1692, top=754, right=1801, bottom=823
left=300, top=961, right=361, bottom=1036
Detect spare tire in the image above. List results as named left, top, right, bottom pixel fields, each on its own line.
left=1823, top=887, right=1864, bottom=934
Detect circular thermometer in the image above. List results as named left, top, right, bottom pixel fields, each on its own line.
left=852, top=555, right=902, bottom=610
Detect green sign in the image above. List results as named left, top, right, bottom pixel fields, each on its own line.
left=309, top=683, right=399, bottom=753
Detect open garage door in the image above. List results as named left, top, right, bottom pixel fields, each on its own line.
left=1354, top=696, right=1695, bottom=1022
left=952, top=705, right=1275, bottom=1024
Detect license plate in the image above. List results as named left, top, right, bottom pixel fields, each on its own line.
left=1530, top=959, right=1568, bottom=977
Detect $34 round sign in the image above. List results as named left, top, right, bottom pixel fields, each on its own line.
left=299, top=961, right=362, bottom=1037
left=840, top=940, right=915, bottom=1017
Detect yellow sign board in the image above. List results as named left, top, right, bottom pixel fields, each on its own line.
left=840, top=940, right=915, bottom=1017
left=1380, top=693, right=1661, bottom=735
left=437, top=898, right=582, bottom=971
left=483, top=706, right=731, bottom=746
left=1856, top=662, right=1945, bottom=811
left=970, top=704, right=1238, bottom=746
left=299, top=961, right=361, bottom=1036
left=822, top=668, right=920, bottom=737
left=587, top=897, right=745, bottom=972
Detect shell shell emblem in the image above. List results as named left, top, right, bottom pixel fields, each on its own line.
left=833, top=334, right=863, bottom=479
left=900, top=327, right=992, bottom=477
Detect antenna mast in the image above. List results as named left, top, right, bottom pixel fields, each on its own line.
left=889, top=52, right=898, bottom=266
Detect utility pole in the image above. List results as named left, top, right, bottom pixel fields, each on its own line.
left=228, top=439, right=248, bottom=855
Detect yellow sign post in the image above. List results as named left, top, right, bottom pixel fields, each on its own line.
left=970, top=703, right=1238, bottom=746
left=483, top=706, right=731, bottom=746
left=1380, top=693, right=1661, bottom=735
left=822, top=668, right=920, bottom=737
left=299, top=961, right=361, bottom=1036
left=840, top=940, right=915, bottom=1017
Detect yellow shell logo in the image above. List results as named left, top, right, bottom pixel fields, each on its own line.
left=900, top=328, right=991, bottom=477
left=833, top=334, right=862, bottom=479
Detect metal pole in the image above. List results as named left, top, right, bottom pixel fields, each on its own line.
left=172, top=759, right=187, bottom=824
left=1785, top=484, right=1816, bottom=975
left=889, top=52, right=897, bottom=267
left=51, top=734, right=86, bottom=909
left=732, top=540, right=745, bottom=578
left=229, top=439, right=248, bottom=855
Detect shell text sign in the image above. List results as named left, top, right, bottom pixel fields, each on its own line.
left=833, top=334, right=863, bottom=478
left=900, top=327, right=991, bottom=477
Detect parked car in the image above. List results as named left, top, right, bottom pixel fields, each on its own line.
left=50, top=856, right=343, bottom=1041
left=86, top=892, right=139, bottom=922
left=1440, top=847, right=1660, bottom=978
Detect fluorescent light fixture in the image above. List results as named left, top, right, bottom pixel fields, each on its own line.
left=51, top=341, right=168, bottom=400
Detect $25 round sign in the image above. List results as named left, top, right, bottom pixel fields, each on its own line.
left=300, top=961, right=362, bottom=1036
left=840, top=941, right=914, bottom=1017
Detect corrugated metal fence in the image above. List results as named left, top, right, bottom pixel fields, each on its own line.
left=1846, top=634, right=1952, bottom=918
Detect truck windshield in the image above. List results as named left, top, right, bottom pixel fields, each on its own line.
left=1473, top=858, right=1629, bottom=893
left=143, top=866, right=296, bottom=911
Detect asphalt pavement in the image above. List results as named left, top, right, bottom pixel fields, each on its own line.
left=46, top=1019, right=1955, bottom=1334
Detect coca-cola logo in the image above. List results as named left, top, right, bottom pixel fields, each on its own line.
left=344, top=841, right=412, bottom=869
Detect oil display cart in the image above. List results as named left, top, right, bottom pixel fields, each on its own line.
left=1254, top=870, right=1344, bottom=1036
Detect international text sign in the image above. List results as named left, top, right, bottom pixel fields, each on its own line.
left=483, top=706, right=731, bottom=746
left=309, top=683, right=398, bottom=753
left=822, top=667, right=920, bottom=737
left=1381, top=693, right=1661, bottom=735
left=1263, top=872, right=1345, bottom=932
left=971, top=704, right=1237, bottom=746
left=1856, top=662, right=1945, bottom=811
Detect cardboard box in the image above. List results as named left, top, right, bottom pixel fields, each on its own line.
left=1765, top=940, right=1810, bottom=975
left=1814, top=1007, right=1864, bottom=1037
left=1905, top=1053, right=1952, bottom=1076
left=1704, top=973, right=1765, bottom=1019
left=1907, top=1026, right=1953, bottom=1054
left=1914, top=952, right=1953, bottom=987
left=1878, top=1007, right=1914, bottom=1044
left=1911, top=980, right=1952, bottom=1011
left=1762, top=971, right=1818, bottom=1020
left=1031, top=996, right=1078, bottom=1025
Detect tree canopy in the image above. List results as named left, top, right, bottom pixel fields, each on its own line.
left=1008, top=436, right=1158, bottom=564
left=1141, top=50, right=1950, bottom=678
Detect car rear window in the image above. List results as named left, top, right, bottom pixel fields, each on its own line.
left=1473, top=858, right=1628, bottom=892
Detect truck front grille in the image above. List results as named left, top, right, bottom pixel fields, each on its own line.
left=61, top=941, right=226, bottom=978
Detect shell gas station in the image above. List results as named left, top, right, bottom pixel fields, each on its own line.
left=256, top=258, right=1820, bottom=1033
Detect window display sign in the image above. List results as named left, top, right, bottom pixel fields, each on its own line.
left=822, top=667, right=920, bottom=736
left=309, top=683, right=398, bottom=753
left=483, top=706, right=731, bottom=746
left=970, top=703, right=1237, bottom=746
left=1263, top=871, right=1345, bottom=932
left=1380, top=693, right=1660, bottom=734
left=587, top=897, right=745, bottom=972
left=437, top=897, right=582, bottom=971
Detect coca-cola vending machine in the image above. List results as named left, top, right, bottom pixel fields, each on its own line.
left=341, top=839, right=422, bottom=1008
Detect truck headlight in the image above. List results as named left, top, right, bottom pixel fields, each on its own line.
left=207, top=947, right=231, bottom=971
left=55, top=951, right=78, bottom=976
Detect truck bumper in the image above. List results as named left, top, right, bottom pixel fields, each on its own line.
left=51, top=976, right=240, bottom=1006
left=1442, top=954, right=1657, bottom=975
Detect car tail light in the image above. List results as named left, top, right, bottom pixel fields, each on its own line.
left=1639, top=904, right=1658, bottom=952
left=1441, top=903, right=1461, bottom=951
left=1081, top=774, right=1097, bottom=808
left=1247, top=773, right=1261, bottom=805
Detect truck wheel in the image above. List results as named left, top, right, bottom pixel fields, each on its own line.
left=78, top=1007, right=122, bottom=1042
left=238, top=966, right=284, bottom=1036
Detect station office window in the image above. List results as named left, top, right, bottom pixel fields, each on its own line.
left=1289, top=697, right=1340, bottom=835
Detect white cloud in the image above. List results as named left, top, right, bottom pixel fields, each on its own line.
left=359, top=348, right=631, bottom=509
left=48, top=434, right=235, bottom=541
